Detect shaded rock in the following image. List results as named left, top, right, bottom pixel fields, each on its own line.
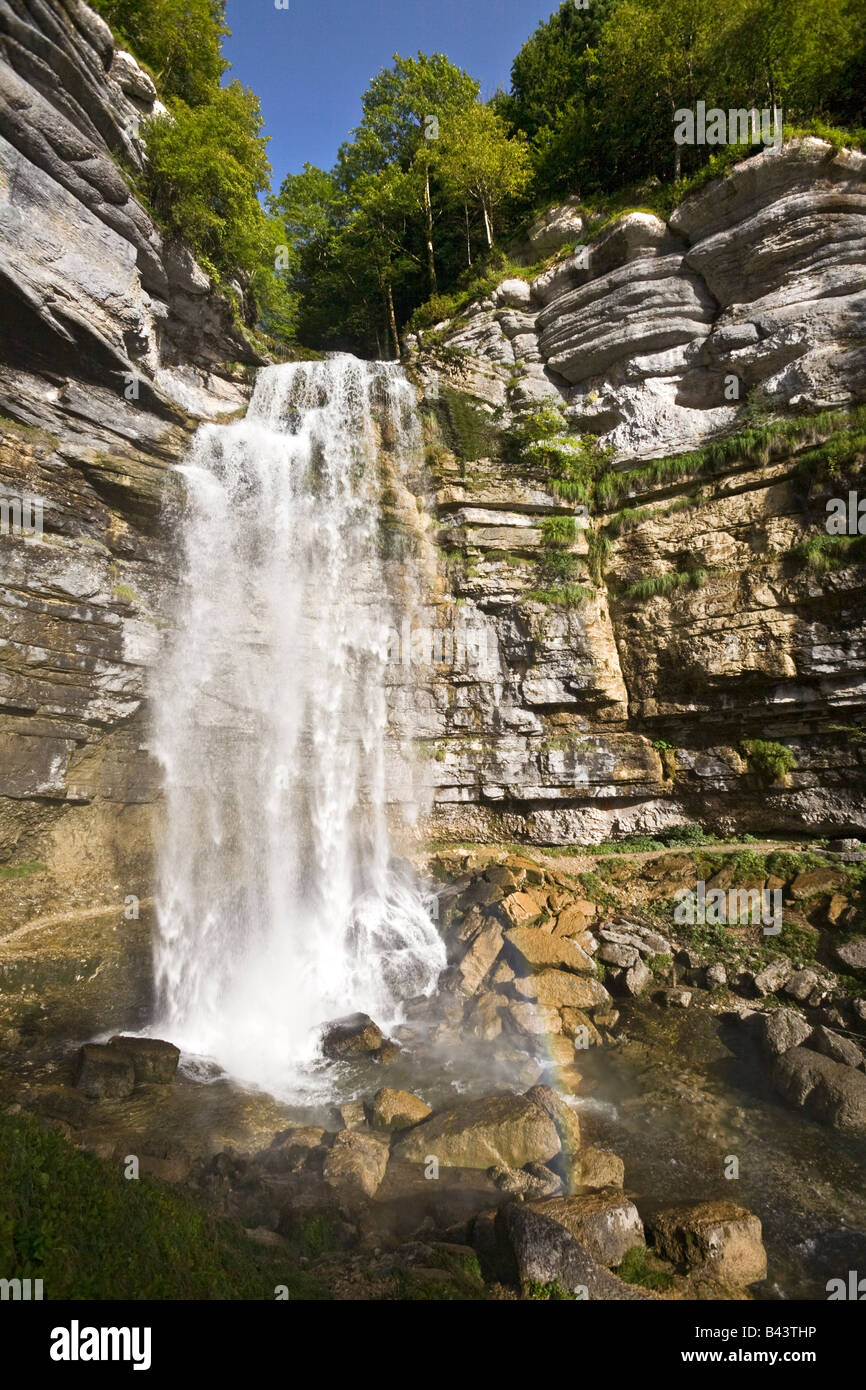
left=772, top=1046, right=866, bottom=1134
left=809, top=1025, right=865, bottom=1070
left=108, top=1035, right=179, bottom=1083
left=322, top=1130, right=390, bottom=1201
left=789, top=869, right=846, bottom=900
left=649, top=1202, right=767, bottom=1287
left=75, top=1043, right=134, bottom=1099
left=835, top=938, right=866, bottom=976
left=525, top=1084, right=581, bottom=1156
left=371, top=1088, right=432, bottom=1132
left=528, top=1191, right=645, bottom=1267
left=393, top=1094, right=561, bottom=1170
left=654, top=986, right=693, bottom=1009
left=464, top=991, right=503, bottom=1040
left=321, top=1013, right=383, bottom=1059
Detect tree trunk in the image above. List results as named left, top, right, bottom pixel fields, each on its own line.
left=386, top=280, right=399, bottom=360
left=424, top=164, right=437, bottom=296
left=464, top=204, right=472, bottom=268
left=481, top=200, right=493, bottom=249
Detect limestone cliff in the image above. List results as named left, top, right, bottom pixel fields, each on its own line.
left=0, top=0, right=261, bottom=1023
left=403, top=140, right=866, bottom=845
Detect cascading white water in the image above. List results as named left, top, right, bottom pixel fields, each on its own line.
left=151, top=355, right=445, bottom=1096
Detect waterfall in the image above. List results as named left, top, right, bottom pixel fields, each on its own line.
left=151, top=354, right=445, bottom=1096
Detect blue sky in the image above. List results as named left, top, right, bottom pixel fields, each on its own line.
left=223, top=0, right=558, bottom=193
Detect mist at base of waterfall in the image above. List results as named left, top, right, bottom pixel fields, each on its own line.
left=150, top=356, right=445, bottom=1097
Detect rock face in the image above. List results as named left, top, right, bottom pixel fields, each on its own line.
left=402, top=138, right=866, bottom=848
left=0, top=2, right=262, bottom=1035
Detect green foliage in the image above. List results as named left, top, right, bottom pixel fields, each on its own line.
left=0, top=1112, right=327, bottom=1300
left=541, top=516, right=577, bottom=548
left=90, top=0, right=228, bottom=105
left=528, top=1279, right=575, bottom=1300
left=622, top=569, right=707, bottom=602
left=586, top=528, right=611, bottom=585
left=791, top=533, right=866, bottom=572
left=142, top=85, right=272, bottom=279
left=0, top=861, right=45, bottom=879
left=426, top=386, right=502, bottom=463
left=527, top=584, right=594, bottom=608
left=435, top=103, right=532, bottom=247
left=741, top=739, right=798, bottom=783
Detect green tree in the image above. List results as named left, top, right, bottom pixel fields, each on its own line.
left=90, top=0, right=228, bottom=105
left=435, top=104, right=532, bottom=249
left=348, top=53, right=479, bottom=294
left=498, top=0, right=616, bottom=197
left=142, top=82, right=272, bottom=280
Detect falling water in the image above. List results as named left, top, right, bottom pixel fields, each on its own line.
left=151, top=355, right=446, bottom=1096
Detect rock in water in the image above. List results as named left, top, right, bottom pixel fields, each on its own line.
left=108, top=1036, right=179, bottom=1083
left=393, top=1094, right=561, bottom=1170
left=75, top=1044, right=135, bottom=1100
left=321, top=1013, right=384, bottom=1059
left=322, top=1131, right=390, bottom=1202
left=526, top=1192, right=645, bottom=1268
left=371, top=1088, right=432, bottom=1131
left=649, top=1202, right=767, bottom=1287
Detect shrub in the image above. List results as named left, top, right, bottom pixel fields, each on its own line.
left=741, top=739, right=798, bottom=783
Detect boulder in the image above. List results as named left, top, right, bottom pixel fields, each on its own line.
left=371, top=1088, right=432, bottom=1132
left=553, top=900, right=597, bottom=937
left=321, top=1013, right=383, bottom=1059
left=108, top=1036, right=179, bottom=1083
left=499, top=1202, right=650, bottom=1300
left=528, top=1191, right=645, bottom=1268
left=808, top=1025, right=865, bottom=1071
left=783, top=968, right=819, bottom=1002
left=322, top=1130, right=389, bottom=1201
left=393, top=1094, right=561, bottom=1170
left=503, top=1000, right=562, bottom=1036
left=504, top=926, right=595, bottom=976
left=524, top=1084, right=581, bottom=1156
left=835, top=938, right=866, bottom=976
left=516, top=969, right=611, bottom=1010
left=560, top=1008, right=602, bottom=1047
left=753, top=957, right=793, bottom=997
left=75, top=1044, right=135, bottom=1099
left=453, top=919, right=503, bottom=996
left=754, top=1006, right=812, bottom=1058
left=649, top=1202, right=767, bottom=1286
left=772, top=1047, right=866, bottom=1134
left=789, top=869, right=846, bottom=900
left=333, top=1101, right=367, bottom=1131
left=623, top=957, right=652, bottom=997
left=577, top=1147, right=625, bottom=1190
left=654, top=986, right=693, bottom=1009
